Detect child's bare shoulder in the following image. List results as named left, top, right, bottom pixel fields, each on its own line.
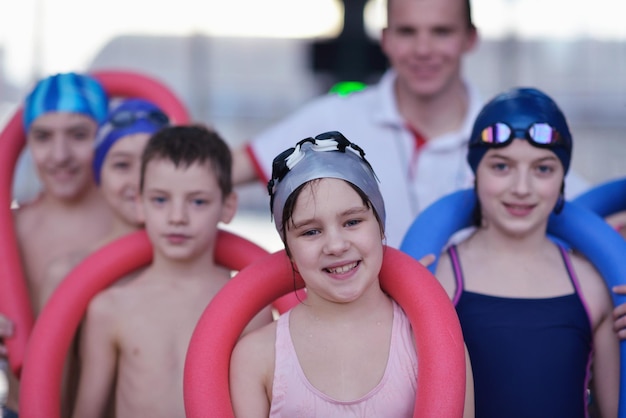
left=12, top=200, right=44, bottom=237
left=237, top=317, right=277, bottom=349
left=568, top=250, right=603, bottom=284
left=232, top=319, right=277, bottom=371
left=434, top=250, right=456, bottom=299
left=568, top=249, right=613, bottom=312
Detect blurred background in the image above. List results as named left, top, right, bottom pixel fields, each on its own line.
left=0, top=0, right=625, bottom=245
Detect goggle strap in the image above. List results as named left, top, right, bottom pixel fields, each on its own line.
left=268, top=133, right=379, bottom=201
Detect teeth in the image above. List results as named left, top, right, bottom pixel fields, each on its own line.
left=327, top=262, right=357, bottom=274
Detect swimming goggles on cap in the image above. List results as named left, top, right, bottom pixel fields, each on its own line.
left=267, top=130, right=376, bottom=200
left=478, top=122, right=564, bottom=148
left=110, top=109, right=170, bottom=128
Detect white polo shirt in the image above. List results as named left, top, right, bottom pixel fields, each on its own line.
left=248, top=70, right=483, bottom=248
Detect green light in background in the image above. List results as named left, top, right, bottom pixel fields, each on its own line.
left=329, top=81, right=367, bottom=96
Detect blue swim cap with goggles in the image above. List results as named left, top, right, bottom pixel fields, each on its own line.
left=467, top=87, right=573, bottom=175
left=267, top=131, right=386, bottom=240
left=93, top=98, right=170, bottom=184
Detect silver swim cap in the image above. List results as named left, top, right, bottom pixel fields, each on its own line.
left=268, top=131, right=385, bottom=239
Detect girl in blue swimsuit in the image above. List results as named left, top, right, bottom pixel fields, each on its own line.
left=435, top=87, right=620, bottom=418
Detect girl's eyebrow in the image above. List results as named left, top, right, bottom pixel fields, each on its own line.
left=485, top=153, right=558, bottom=163
left=342, top=206, right=369, bottom=216
left=484, top=153, right=512, bottom=161
left=291, top=219, right=316, bottom=230
left=291, top=205, right=369, bottom=229
left=534, top=156, right=559, bottom=163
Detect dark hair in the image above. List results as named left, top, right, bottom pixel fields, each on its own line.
left=139, top=125, right=232, bottom=198
left=387, top=0, right=475, bottom=31
left=280, top=179, right=384, bottom=258
left=465, top=0, right=475, bottom=30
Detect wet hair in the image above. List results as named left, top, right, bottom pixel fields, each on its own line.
left=386, top=0, right=475, bottom=31
left=139, top=125, right=232, bottom=198
left=280, top=179, right=385, bottom=259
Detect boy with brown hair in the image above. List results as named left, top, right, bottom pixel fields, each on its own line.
left=72, top=125, right=273, bottom=418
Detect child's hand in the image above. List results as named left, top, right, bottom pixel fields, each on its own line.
left=0, top=314, right=14, bottom=357
left=418, top=254, right=436, bottom=268
left=612, top=285, right=626, bottom=339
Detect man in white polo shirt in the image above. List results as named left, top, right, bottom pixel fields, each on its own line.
left=232, top=0, right=588, bottom=247
left=233, top=0, right=481, bottom=249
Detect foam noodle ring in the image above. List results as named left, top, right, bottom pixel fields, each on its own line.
left=91, top=70, right=191, bottom=123
left=183, top=247, right=466, bottom=418
left=400, top=188, right=626, bottom=418
left=19, top=229, right=281, bottom=418
left=572, top=177, right=626, bottom=218
left=0, top=109, right=33, bottom=376
left=0, top=70, right=191, bottom=376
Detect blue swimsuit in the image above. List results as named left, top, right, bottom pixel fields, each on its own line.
left=448, top=245, right=593, bottom=418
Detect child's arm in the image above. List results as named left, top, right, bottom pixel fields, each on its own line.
left=463, top=345, right=475, bottom=418
left=612, top=284, right=626, bottom=339
left=230, top=325, right=275, bottom=418
left=72, top=293, right=119, bottom=418
left=573, top=255, right=620, bottom=416
left=0, top=313, right=13, bottom=357
left=591, top=302, right=620, bottom=417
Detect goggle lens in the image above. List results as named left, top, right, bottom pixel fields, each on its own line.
left=480, top=123, right=511, bottom=144
left=479, top=122, right=562, bottom=147
left=529, top=123, right=562, bottom=144
left=110, top=110, right=170, bottom=128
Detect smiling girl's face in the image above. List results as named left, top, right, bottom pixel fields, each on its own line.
left=476, top=139, right=564, bottom=238
left=284, top=178, right=384, bottom=305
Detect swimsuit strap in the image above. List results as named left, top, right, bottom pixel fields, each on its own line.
left=556, top=245, right=593, bottom=330
left=447, top=245, right=464, bottom=305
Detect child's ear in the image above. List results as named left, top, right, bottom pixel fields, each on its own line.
left=220, top=192, right=238, bottom=224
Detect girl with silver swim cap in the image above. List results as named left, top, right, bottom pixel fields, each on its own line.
left=230, top=131, right=442, bottom=417
left=268, top=130, right=386, bottom=241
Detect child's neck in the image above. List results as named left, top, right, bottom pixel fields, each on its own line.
left=40, top=183, right=103, bottom=211
left=303, top=283, right=392, bottom=323
left=150, top=249, right=221, bottom=279
left=396, top=77, right=468, bottom=139
left=469, top=224, right=552, bottom=256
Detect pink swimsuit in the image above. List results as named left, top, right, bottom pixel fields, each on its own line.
left=269, top=301, right=418, bottom=418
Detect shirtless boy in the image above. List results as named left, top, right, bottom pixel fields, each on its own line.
left=2, top=72, right=112, bottom=417
left=72, top=125, right=273, bottom=418
left=14, top=72, right=113, bottom=313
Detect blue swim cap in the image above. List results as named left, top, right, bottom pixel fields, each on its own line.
left=467, top=87, right=573, bottom=174
left=93, top=98, right=170, bottom=184
left=23, top=72, right=109, bottom=132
